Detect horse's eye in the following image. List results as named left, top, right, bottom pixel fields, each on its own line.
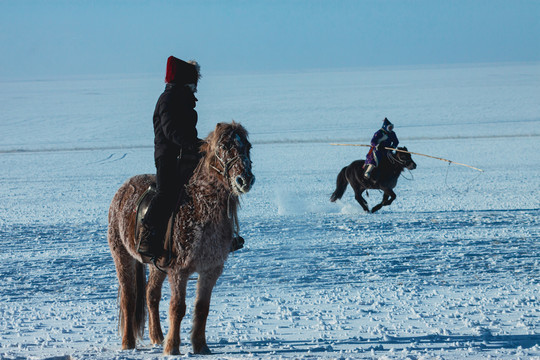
left=234, top=134, right=243, bottom=145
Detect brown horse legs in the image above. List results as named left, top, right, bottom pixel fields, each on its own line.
left=147, top=267, right=167, bottom=345
left=119, top=278, right=137, bottom=349
left=162, top=267, right=221, bottom=355
left=191, top=267, right=222, bottom=355
left=113, top=256, right=140, bottom=350
left=163, top=271, right=189, bottom=355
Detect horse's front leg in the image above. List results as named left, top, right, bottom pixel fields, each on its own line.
left=384, top=189, right=397, bottom=206
left=163, top=270, right=189, bottom=355
left=147, top=267, right=167, bottom=345
left=371, top=189, right=396, bottom=213
left=192, top=266, right=223, bottom=354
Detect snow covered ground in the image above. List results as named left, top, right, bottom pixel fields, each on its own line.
left=0, top=63, right=539, bottom=359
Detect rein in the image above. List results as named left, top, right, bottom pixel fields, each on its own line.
left=208, top=132, right=241, bottom=179
left=387, top=151, right=414, bottom=181
left=200, top=137, right=244, bottom=237
left=387, top=151, right=408, bottom=167
left=210, top=152, right=242, bottom=239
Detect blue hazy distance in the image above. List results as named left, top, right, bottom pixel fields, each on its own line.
left=1, top=0, right=539, bottom=79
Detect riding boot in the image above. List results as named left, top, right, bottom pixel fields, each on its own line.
left=138, top=223, right=162, bottom=259
left=364, top=164, right=374, bottom=180
left=364, top=165, right=378, bottom=185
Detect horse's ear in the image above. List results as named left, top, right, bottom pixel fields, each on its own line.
left=402, top=147, right=408, bottom=151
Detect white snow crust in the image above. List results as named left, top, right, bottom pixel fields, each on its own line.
left=0, top=63, right=539, bottom=359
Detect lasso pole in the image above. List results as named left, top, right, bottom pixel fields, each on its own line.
left=330, top=143, right=484, bottom=172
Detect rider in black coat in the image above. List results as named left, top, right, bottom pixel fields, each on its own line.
left=138, top=56, right=201, bottom=259
left=152, top=83, right=199, bottom=160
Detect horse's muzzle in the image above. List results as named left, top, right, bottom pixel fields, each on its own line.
left=235, top=173, right=255, bottom=194
left=407, top=161, right=417, bottom=170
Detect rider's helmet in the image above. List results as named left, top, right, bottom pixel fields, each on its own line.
left=382, top=117, right=394, bottom=132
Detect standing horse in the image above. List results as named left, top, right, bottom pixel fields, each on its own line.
left=330, top=147, right=416, bottom=213
left=108, top=122, right=254, bottom=355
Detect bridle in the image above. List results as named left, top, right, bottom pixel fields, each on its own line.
left=206, top=132, right=249, bottom=232
left=387, top=150, right=415, bottom=180
left=208, top=133, right=248, bottom=183
left=210, top=151, right=240, bottom=179
left=387, top=151, right=408, bottom=167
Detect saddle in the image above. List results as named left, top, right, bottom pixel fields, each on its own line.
left=135, top=185, right=174, bottom=267
left=135, top=182, right=244, bottom=267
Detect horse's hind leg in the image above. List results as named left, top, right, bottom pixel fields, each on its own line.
left=147, top=267, right=167, bottom=345
left=192, top=266, right=223, bottom=355
left=163, top=270, right=189, bottom=355
left=111, top=250, right=141, bottom=349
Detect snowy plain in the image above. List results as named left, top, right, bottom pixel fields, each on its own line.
left=0, top=62, right=539, bottom=359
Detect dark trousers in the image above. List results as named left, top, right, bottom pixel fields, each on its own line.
left=143, top=155, right=194, bottom=235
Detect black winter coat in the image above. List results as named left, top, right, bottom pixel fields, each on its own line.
left=152, top=83, right=198, bottom=160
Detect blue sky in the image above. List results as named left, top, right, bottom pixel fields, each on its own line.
left=1, top=0, right=539, bottom=79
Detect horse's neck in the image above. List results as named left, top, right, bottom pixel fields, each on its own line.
left=188, top=166, right=233, bottom=217
left=382, top=155, right=404, bottom=177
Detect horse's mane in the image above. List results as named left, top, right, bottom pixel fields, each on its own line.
left=192, top=121, right=249, bottom=236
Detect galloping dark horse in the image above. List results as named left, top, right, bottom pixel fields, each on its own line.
left=330, top=147, right=416, bottom=213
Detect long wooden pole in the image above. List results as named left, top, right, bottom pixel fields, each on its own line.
left=330, top=143, right=484, bottom=172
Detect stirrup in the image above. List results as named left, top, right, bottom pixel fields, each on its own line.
left=364, top=177, right=376, bottom=186
left=137, top=238, right=157, bottom=258
left=151, top=255, right=171, bottom=274
left=137, top=224, right=158, bottom=256
left=151, top=242, right=173, bottom=273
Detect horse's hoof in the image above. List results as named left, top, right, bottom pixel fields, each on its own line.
left=163, top=346, right=180, bottom=355
left=121, top=340, right=136, bottom=350
left=193, top=344, right=212, bottom=355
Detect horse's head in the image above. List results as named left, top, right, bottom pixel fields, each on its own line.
left=201, top=121, right=255, bottom=195
left=396, top=147, right=417, bottom=170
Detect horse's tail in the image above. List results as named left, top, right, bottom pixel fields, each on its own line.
left=118, top=262, right=146, bottom=341
left=330, top=166, right=348, bottom=202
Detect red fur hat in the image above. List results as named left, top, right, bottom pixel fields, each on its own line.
left=165, top=56, right=200, bottom=85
